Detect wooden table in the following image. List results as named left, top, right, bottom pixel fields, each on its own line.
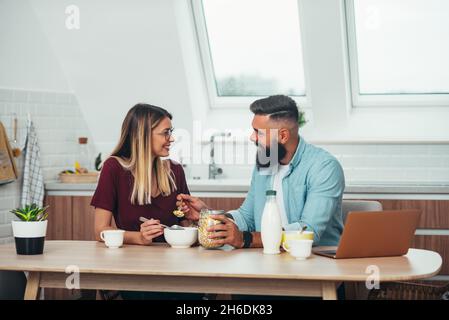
left=0, top=241, right=442, bottom=300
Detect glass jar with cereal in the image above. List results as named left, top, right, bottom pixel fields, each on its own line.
left=198, top=209, right=225, bottom=249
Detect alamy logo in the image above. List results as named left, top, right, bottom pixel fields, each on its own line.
left=65, top=5, right=80, bottom=30
left=65, top=265, right=80, bottom=290
left=364, top=5, right=381, bottom=30
left=365, top=265, right=380, bottom=289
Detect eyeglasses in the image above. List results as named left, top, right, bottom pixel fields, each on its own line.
left=154, top=127, right=174, bottom=140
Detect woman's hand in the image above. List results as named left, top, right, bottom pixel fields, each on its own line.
left=176, top=194, right=208, bottom=222
left=139, top=218, right=164, bottom=245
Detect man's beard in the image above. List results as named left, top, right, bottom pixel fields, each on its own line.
left=255, top=141, right=287, bottom=169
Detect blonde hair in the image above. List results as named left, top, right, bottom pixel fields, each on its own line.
left=109, top=103, right=176, bottom=205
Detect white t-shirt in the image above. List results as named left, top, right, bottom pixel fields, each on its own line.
left=272, top=164, right=290, bottom=228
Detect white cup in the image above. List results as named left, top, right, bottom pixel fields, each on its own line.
left=283, top=239, right=313, bottom=260
left=100, top=230, right=125, bottom=249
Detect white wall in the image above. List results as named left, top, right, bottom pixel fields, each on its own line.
left=29, top=0, right=194, bottom=155
left=0, top=0, right=93, bottom=243
left=0, top=0, right=70, bottom=91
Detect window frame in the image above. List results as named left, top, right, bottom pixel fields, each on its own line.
left=345, top=0, right=449, bottom=108
left=191, top=0, right=310, bottom=109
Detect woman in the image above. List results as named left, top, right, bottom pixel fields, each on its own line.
left=91, top=103, right=199, bottom=300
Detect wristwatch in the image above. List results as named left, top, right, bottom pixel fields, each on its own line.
left=242, top=231, right=253, bottom=248
left=224, top=213, right=234, bottom=220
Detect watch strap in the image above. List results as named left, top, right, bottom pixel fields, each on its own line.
left=242, top=231, right=253, bottom=248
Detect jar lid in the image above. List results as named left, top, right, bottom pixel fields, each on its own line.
left=201, top=209, right=225, bottom=215
left=266, top=190, right=276, bottom=196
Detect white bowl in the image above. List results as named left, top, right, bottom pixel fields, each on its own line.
left=164, top=227, right=198, bottom=248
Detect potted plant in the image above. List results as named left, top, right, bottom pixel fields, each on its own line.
left=10, top=204, right=49, bottom=255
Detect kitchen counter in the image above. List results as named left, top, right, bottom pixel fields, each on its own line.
left=45, top=179, right=449, bottom=198
left=45, top=179, right=249, bottom=193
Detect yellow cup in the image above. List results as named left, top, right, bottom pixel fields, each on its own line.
left=282, top=230, right=314, bottom=251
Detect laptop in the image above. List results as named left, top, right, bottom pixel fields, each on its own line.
left=314, top=209, right=421, bottom=259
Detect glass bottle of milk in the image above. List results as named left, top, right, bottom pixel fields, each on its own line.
left=261, top=190, right=282, bottom=254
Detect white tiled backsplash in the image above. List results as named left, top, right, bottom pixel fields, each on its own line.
left=210, top=142, right=449, bottom=184
left=0, top=88, right=95, bottom=243
left=319, top=144, right=449, bottom=184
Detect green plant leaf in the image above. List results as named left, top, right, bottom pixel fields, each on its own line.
left=14, top=211, right=29, bottom=221
left=10, top=204, right=49, bottom=221
left=298, top=111, right=307, bottom=128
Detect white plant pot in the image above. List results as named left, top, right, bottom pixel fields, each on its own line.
left=11, top=220, right=47, bottom=255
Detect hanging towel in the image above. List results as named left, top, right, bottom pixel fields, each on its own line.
left=0, top=121, right=18, bottom=184
left=21, top=119, right=44, bottom=207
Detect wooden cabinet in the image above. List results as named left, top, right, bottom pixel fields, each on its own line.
left=45, top=196, right=72, bottom=240
left=45, top=196, right=245, bottom=242
left=369, top=199, right=449, bottom=276
left=201, top=197, right=245, bottom=213
left=378, top=199, right=449, bottom=229
left=44, top=195, right=96, bottom=300
left=46, top=196, right=95, bottom=241
left=72, top=196, right=96, bottom=241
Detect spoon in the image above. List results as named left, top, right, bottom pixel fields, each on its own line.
left=299, top=225, right=307, bottom=234
left=167, top=225, right=185, bottom=230
left=138, top=216, right=184, bottom=230
left=11, top=114, right=21, bottom=158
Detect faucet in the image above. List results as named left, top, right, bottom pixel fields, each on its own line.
left=208, top=132, right=231, bottom=179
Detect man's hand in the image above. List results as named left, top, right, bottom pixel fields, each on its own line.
left=207, top=214, right=244, bottom=249
left=176, top=194, right=208, bottom=222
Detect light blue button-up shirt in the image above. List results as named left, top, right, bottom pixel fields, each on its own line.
left=230, top=136, right=345, bottom=246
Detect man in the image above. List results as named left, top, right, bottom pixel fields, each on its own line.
left=178, top=95, right=345, bottom=249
